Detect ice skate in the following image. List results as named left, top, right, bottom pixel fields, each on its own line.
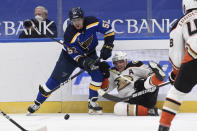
left=88, top=97, right=103, bottom=115
left=27, top=100, right=41, bottom=115
left=149, top=61, right=166, bottom=81
left=158, top=125, right=170, bottom=131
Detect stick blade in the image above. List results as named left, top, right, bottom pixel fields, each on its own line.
left=33, top=126, right=47, bottom=131
left=102, top=93, right=128, bottom=102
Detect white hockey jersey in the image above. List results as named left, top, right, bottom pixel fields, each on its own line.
left=169, top=10, right=197, bottom=71
left=106, top=61, right=153, bottom=98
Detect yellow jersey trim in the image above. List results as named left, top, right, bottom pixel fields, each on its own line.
left=71, top=32, right=80, bottom=43
left=86, top=22, right=99, bottom=30
left=89, top=84, right=100, bottom=91
left=104, top=32, right=115, bottom=38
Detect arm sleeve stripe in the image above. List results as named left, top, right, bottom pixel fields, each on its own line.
left=86, top=22, right=99, bottom=30
left=169, top=57, right=180, bottom=71
left=186, top=43, right=197, bottom=59
left=104, top=32, right=115, bottom=38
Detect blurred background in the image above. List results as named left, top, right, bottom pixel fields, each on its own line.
left=0, top=0, right=181, bottom=40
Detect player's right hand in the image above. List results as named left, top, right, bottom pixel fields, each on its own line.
left=82, top=57, right=98, bottom=71
left=100, top=44, right=113, bottom=60
left=98, top=61, right=110, bottom=78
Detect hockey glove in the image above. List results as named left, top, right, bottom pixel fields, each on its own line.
left=78, top=57, right=99, bottom=72
left=169, top=71, right=176, bottom=85
left=98, top=61, right=110, bottom=78
left=100, top=44, right=114, bottom=60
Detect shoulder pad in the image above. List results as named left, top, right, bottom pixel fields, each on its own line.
left=84, top=16, right=99, bottom=25
left=126, top=61, right=143, bottom=68
left=64, top=24, right=78, bottom=43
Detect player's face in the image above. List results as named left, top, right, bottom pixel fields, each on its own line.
left=71, top=18, right=84, bottom=30
left=113, top=60, right=127, bottom=72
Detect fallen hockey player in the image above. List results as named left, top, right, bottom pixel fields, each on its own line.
left=101, top=51, right=166, bottom=116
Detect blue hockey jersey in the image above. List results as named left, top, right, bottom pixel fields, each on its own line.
left=63, top=16, right=115, bottom=62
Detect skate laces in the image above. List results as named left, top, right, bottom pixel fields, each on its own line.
left=31, top=101, right=41, bottom=110
left=31, top=104, right=40, bottom=110
left=89, top=100, right=99, bottom=107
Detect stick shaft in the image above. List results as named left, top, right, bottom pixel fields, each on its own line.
left=0, top=110, right=27, bottom=131
left=33, top=26, right=87, bottom=57
left=102, top=81, right=170, bottom=102
left=40, top=70, right=84, bottom=95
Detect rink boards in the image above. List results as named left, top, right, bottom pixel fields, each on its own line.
left=0, top=39, right=197, bottom=113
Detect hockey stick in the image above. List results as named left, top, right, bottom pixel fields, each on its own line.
left=39, top=69, right=84, bottom=96
left=40, top=56, right=101, bottom=96
left=30, top=25, right=103, bottom=96
left=98, top=81, right=170, bottom=102
left=0, top=109, right=47, bottom=131
left=32, top=26, right=88, bottom=56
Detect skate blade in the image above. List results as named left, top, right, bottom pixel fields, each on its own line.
left=88, top=109, right=103, bottom=115
left=149, top=62, right=166, bottom=78
left=26, top=112, right=34, bottom=116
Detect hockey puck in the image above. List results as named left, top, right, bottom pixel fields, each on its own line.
left=64, top=114, right=70, bottom=120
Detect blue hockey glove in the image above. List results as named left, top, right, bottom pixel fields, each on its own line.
left=100, top=44, right=114, bottom=60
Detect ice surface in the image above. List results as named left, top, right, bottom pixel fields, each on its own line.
left=0, top=113, right=196, bottom=131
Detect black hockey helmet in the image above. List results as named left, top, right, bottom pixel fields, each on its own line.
left=69, top=7, right=84, bottom=20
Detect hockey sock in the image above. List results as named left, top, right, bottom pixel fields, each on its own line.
left=89, top=81, right=102, bottom=99
left=160, top=108, right=176, bottom=127
left=151, top=74, right=164, bottom=86
left=36, top=77, right=60, bottom=104
left=36, top=92, right=49, bottom=104
left=144, top=74, right=164, bottom=89
left=114, top=103, right=151, bottom=116
left=89, top=84, right=99, bottom=99
left=160, top=86, right=186, bottom=127
left=136, top=105, right=148, bottom=116
left=160, top=97, right=179, bottom=127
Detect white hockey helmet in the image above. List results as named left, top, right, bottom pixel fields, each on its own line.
left=182, top=0, right=197, bottom=14
left=112, top=51, right=127, bottom=63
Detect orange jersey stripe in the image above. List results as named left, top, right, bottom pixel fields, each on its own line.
left=181, top=49, right=194, bottom=64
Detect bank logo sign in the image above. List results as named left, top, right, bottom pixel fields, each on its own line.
left=0, top=18, right=177, bottom=39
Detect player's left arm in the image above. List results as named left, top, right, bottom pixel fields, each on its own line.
left=126, top=61, right=152, bottom=78
left=97, top=19, right=115, bottom=60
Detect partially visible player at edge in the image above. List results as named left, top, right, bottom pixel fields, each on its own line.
left=100, top=51, right=166, bottom=116
left=158, top=0, right=197, bottom=131
left=27, top=7, right=115, bottom=114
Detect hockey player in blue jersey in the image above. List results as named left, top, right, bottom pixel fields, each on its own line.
left=27, top=7, right=115, bottom=114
